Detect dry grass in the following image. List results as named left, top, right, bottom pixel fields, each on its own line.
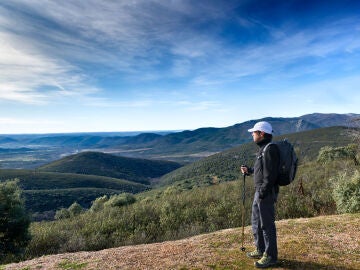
left=4, top=214, right=359, bottom=270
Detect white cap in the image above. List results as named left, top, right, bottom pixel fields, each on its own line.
left=247, top=121, right=273, bottom=134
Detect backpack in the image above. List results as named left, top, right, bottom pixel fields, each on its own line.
left=262, top=139, right=298, bottom=186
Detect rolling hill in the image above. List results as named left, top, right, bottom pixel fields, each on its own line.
left=38, top=151, right=182, bottom=185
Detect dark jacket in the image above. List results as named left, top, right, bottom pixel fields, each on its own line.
left=250, top=137, right=280, bottom=199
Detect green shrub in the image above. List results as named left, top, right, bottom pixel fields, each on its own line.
left=30, top=224, right=67, bottom=255
left=276, top=193, right=316, bottom=219
left=90, top=195, right=109, bottom=212
left=317, top=144, right=359, bottom=165
left=104, top=193, right=136, bottom=208
left=55, top=202, right=85, bottom=220
left=55, top=208, right=71, bottom=220
left=332, top=170, right=360, bottom=213
left=0, top=179, right=31, bottom=263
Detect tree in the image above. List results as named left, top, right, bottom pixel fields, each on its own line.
left=0, top=180, right=31, bottom=262
left=317, top=144, right=359, bottom=165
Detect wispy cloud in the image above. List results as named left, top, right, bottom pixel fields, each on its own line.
left=0, top=2, right=108, bottom=104
left=0, top=1, right=245, bottom=83
left=0, top=28, right=101, bottom=104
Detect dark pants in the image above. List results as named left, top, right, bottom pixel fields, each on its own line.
left=251, top=191, right=278, bottom=260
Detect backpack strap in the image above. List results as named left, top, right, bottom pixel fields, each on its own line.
left=259, top=142, right=273, bottom=167
left=261, top=142, right=273, bottom=157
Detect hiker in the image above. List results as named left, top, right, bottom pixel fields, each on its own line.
left=241, top=121, right=279, bottom=268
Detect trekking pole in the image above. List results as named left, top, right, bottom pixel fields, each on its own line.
left=240, top=167, right=246, bottom=252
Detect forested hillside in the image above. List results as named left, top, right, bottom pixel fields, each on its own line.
left=101, top=113, right=359, bottom=160
left=0, top=169, right=149, bottom=218
left=158, top=126, right=354, bottom=187
left=38, top=151, right=182, bottom=185
left=0, top=152, right=182, bottom=220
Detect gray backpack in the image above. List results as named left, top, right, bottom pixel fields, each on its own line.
left=263, top=139, right=298, bottom=186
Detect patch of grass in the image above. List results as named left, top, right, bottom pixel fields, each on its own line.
left=57, top=260, right=88, bottom=270
left=277, top=214, right=360, bottom=270
left=209, top=241, right=225, bottom=248
left=209, top=248, right=254, bottom=270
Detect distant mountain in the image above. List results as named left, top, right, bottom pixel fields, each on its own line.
left=303, top=112, right=358, bottom=128
left=104, top=113, right=359, bottom=159
left=157, top=126, right=355, bottom=187
left=0, top=147, right=32, bottom=153
left=0, top=136, right=18, bottom=144
left=38, top=151, right=182, bottom=185
left=28, top=135, right=105, bottom=147
left=20, top=133, right=164, bottom=149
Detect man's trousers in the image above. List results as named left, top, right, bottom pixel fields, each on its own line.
left=251, top=191, right=278, bottom=260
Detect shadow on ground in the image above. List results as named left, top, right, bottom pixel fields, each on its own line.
left=276, top=259, right=358, bottom=270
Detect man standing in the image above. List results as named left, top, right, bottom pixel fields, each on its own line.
left=241, top=121, right=279, bottom=268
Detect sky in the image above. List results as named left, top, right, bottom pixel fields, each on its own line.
left=1, top=0, right=360, bottom=134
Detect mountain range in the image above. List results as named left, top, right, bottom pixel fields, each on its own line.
left=0, top=113, right=358, bottom=168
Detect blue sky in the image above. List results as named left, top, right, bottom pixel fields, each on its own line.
left=1, top=0, right=360, bottom=134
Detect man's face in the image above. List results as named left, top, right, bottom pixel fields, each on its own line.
left=251, top=130, right=264, bottom=143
